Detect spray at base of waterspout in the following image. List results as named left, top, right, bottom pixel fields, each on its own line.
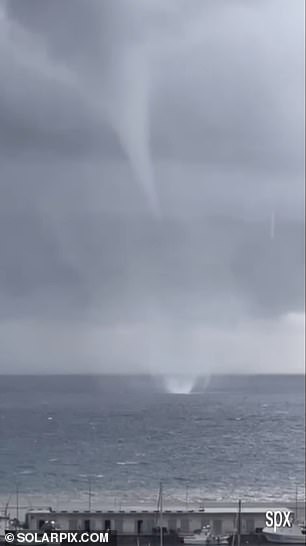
left=161, top=374, right=212, bottom=394
left=162, top=375, right=197, bottom=395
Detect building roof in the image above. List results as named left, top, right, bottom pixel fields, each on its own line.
left=26, top=506, right=291, bottom=516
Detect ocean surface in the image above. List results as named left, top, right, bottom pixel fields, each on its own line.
left=0, top=374, right=305, bottom=515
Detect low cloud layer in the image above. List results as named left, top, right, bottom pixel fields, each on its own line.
left=0, top=0, right=304, bottom=373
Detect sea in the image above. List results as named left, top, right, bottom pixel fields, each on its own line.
left=0, top=374, right=305, bottom=516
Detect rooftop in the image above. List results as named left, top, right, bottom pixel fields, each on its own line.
left=26, top=505, right=292, bottom=516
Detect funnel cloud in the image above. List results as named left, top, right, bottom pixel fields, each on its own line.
left=0, top=0, right=304, bottom=375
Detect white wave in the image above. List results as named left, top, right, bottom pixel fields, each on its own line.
left=116, top=461, right=138, bottom=465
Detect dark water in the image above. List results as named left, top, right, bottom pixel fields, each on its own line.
left=0, top=374, right=304, bottom=510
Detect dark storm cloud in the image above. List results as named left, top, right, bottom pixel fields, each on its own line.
left=0, top=0, right=304, bottom=372
left=1, top=0, right=304, bottom=170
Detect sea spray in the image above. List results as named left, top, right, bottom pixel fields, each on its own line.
left=162, top=374, right=212, bottom=394
left=163, top=375, right=197, bottom=394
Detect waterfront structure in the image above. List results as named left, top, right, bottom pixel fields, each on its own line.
left=24, top=505, right=294, bottom=536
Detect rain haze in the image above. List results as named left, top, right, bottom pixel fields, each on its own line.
left=0, top=0, right=304, bottom=375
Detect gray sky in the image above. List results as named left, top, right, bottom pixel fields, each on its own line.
left=0, top=0, right=304, bottom=374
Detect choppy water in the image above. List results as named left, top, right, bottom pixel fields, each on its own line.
left=0, top=375, right=304, bottom=513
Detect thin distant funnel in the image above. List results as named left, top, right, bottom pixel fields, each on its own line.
left=270, top=210, right=275, bottom=240
left=102, top=46, right=160, bottom=216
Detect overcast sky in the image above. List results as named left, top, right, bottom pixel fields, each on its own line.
left=0, top=0, right=304, bottom=374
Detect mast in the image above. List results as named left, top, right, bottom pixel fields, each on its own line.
left=231, top=517, right=236, bottom=546
left=295, top=485, right=298, bottom=522
left=88, top=477, right=93, bottom=511
left=84, top=476, right=93, bottom=511
left=4, top=496, right=11, bottom=519
left=16, top=483, right=19, bottom=527
left=159, top=482, right=163, bottom=546
left=237, top=499, right=241, bottom=546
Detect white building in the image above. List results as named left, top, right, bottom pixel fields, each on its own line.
left=24, top=506, right=294, bottom=536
